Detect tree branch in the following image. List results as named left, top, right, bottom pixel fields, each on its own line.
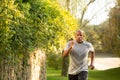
left=80, top=0, right=95, bottom=26
left=81, top=1, right=115, bottom=27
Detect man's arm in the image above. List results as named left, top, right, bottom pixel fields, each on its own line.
left=89, top=51, right=95, bottom=70
left=62, top=47, right=72, bottom=57
left=62, top=41, right=74, bottom=58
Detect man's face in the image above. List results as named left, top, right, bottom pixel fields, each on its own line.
left=75, top=30, right=84, bottom=43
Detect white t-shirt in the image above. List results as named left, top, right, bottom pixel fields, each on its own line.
left=64, top=40, right=94, bottom=75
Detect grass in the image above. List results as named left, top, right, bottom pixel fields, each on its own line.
left=47, top=67, right=67, bottom=80
left=47, top=67, right=120, bottom=80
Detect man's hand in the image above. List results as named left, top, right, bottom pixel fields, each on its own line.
left=70, top=41, right=75, bottom=49
left=89, top=64, right=95, bottom=70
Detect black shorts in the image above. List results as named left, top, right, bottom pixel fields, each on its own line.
left=68, top=71, right=88, bottom=80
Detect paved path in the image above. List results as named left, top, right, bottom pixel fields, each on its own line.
left=95, top=57, right=120, bottom=70
left=94, top=53, right=120, bottom=70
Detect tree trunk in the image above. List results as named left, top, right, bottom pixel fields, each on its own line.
left=30, top=49, right=46, bottom=80
left=61, top=56, right=69, bottom=77
left=0, top=49, right=46, bottom=80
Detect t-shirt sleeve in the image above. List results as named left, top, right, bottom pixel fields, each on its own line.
left=89, top=43, right=94, bottom=52
left=64, top=41, right=71, bottom=51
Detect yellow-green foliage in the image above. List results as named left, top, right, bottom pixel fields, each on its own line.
left=0, top=0, right=78, bottom=57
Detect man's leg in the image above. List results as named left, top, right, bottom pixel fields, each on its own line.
left=68, top=74, right=78, bottom=80
left=78, top=71, right=88, bottom=80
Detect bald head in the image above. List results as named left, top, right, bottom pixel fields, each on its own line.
left=76, top=30, right=84, bottom=35
left=75, top=30, right=85, bottom=43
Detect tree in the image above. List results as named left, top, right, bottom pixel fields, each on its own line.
left=58, top=0, right=96, bottom=27
left=58, top=0, right=117, bottom=28
left=0, top=0, right=78, bottom=79
left=97, top=0, right=120, bottom=56
left=108, top=0, right=120, bottom=55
